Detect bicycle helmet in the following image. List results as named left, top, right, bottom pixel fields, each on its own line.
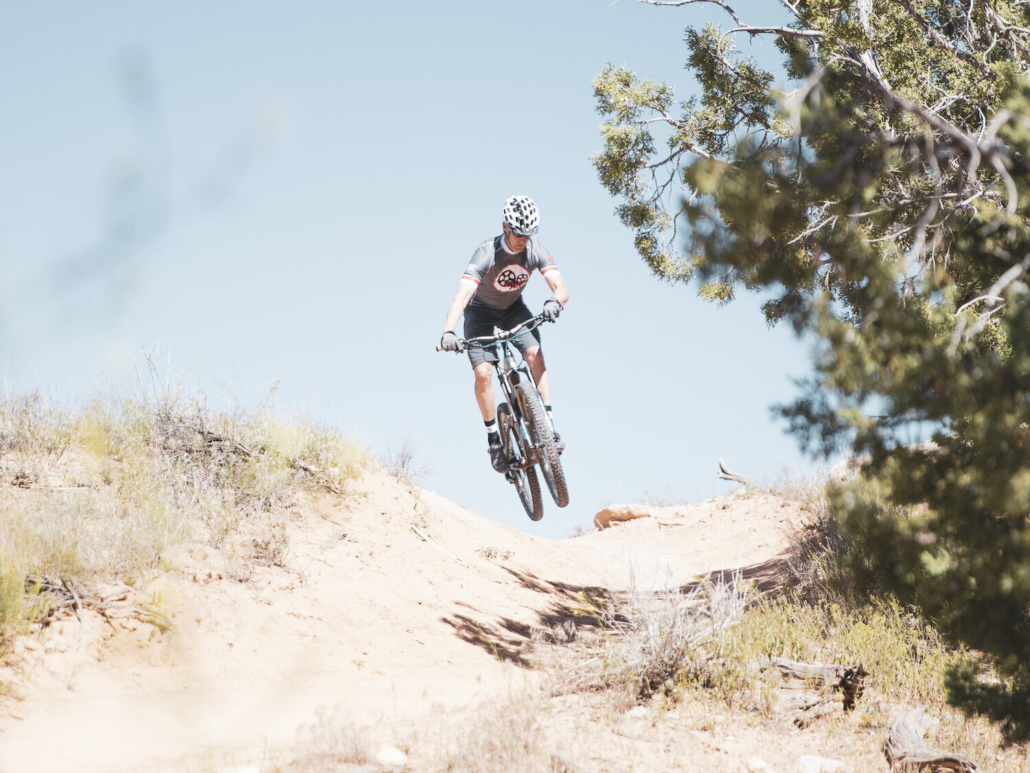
left=502, top=195, right=539, bottom=236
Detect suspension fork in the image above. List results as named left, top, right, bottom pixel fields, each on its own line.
left=493, top=343, right=516, bottom=411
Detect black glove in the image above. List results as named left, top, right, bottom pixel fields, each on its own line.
left=440, top=331, right=461, bottom=352
left=542, top=299, right=563, bottom=322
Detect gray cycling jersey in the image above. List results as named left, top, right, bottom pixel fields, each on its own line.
left=462, top=235, right=559, bottom=310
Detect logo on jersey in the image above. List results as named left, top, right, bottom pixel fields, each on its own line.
left=495, top=264, right=530, bottom=293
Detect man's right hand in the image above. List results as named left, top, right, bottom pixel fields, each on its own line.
left=440, top=331, right=461, bottom=352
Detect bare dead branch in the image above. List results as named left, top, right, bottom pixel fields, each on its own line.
left=645, top=142, right=711, bottom=170
left=978, top=0, right=1030, bottom=64
left=725, top=24, right=823, bottom=38
left=294, top=459, right=344, bottom=494
left=884, top=707, right=980, bottom=771
left=637, top=0, right=821, bottom=37
left=949, top=253, right=1030, bottom=356
left=956, top=294, right=1004, bottom=313
left=897, top=0, right=993, bottom=76
left=411, top=525, right=467, bottom=568
left=638, top=0, right=743, bottom=24
left=717, top=459, right=751, bottom=486
left=25, top=574, right=172, bottom=632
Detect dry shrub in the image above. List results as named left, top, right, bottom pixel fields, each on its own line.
left=0, top=543, right=35, bottom=639
left=284, top=693, right=548, bottom=773
left=288, top=707, right=373, bottom=771
left=0, top=392, right=73, bottom=458
left=0, top=383, right=366, bottom=642
left=745, top=469, right=859, bottom=602
left=545, top=574, right=750, bottom=701
left=381, top=439, right=432, bottom=484
left=599, top=575, right=749, bottom=698
left=439, top=694, right=547, bottom=772
left=716, top=597, right=961, bottom=706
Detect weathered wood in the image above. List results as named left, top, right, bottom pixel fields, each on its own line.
left=24, top=574, right=172, bottom=632
left=884, top=708, right=979, bottom=772
left=294, top=459, right=344, bottom=494
left=717, top=459, right=751, bottom=486
left=766, top=657, right=868, bottom=710
left=791, top=697, right=842, bottom=728
left=411, top=525, right=467, bottom=568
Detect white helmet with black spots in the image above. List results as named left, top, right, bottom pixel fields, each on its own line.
left=502, top=195, right=539, bottom=237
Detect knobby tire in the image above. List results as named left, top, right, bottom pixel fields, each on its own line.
left=497, top=402, right=543, bottom=521
left=514, top=383, right=569, bottom=508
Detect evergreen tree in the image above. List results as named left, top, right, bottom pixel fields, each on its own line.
left=594, top=0, right=1030, bottom=741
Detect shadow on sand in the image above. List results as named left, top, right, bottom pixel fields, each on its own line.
left=440, top=557, right=788, bottom=666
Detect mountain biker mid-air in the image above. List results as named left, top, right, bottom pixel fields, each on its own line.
left=440, top=195, right=570, bottom=472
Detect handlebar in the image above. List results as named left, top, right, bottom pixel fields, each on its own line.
left=436, top=313, right=550, bottom=352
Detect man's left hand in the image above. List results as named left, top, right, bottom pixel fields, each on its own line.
left=542, top=299, right=563, bottom=322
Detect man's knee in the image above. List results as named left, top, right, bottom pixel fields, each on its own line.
left=525, top=346, right=543, bottom=366
left=474, top=364, right=493, bottom=386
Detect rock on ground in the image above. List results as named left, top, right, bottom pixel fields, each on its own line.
left=375, top=745, right=409, bottom=766
left=594, top=503, right=652, bottom=529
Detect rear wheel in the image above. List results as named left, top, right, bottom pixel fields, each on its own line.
left=497, top=402, right=544, bottom=521
left=514, top=383, right=569, bottom=508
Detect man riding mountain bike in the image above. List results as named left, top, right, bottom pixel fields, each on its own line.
left=440, top=195, right=570, bottom=472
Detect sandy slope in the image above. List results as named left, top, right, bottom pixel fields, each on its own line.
left=0, top=469, right=809, bottom=773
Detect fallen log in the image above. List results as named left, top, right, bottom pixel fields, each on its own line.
left=766, top=657, right=868, bottom=710
left=884, top=708, right=979, bottom=772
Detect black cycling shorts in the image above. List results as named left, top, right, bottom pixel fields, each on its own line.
left=463, top=297, right=541, bottom=369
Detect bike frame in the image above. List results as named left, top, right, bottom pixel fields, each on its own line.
left=465, top=317, right=548, bottom=470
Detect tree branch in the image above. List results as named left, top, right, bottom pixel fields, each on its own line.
left=725, top=24, right=823, bottom=38
left=636, top=0, right=822, bottom=38
left=978, top=0, right=1030, bottom=64
left=948, top=253, right=1030, bottom=357
left=645, top=139, right=713, bottom=168
left=897, top=0, right=993, bottom=76
left=638, top=0, right=743, bottom=25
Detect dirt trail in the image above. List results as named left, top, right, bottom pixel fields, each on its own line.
left=0, top=469, right=809, bottom=773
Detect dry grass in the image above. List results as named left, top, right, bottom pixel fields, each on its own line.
left=270, top=469, right=1030, bottom=773
left=0, top=385, right=367, bottom=643
left=268, top=564, right=1029, bottom=773
left=594, top=574, right=750, bottom=699
left=526, top=570, right=751, bottom=712
left=517, top=471, right=1028, bottom=772
left=277, top=691, right=555, bottom=773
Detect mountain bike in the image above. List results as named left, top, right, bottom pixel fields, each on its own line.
left=437, top=314, right=568, bottom=521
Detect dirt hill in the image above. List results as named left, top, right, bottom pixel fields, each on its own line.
left=0, top=468, right=810, bottom=773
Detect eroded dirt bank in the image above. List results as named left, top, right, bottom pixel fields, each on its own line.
left=0, top=469, right=807, bottom=773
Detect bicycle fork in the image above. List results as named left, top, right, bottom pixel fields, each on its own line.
left=496, top=348, right=541, bottom=470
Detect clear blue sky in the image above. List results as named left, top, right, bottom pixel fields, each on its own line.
left=0, top=1, right=822, bottom=536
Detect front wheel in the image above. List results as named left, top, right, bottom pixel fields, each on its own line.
left=497, top=402, right=544, bottom=521
left=514, top=383, right=569, bottom=508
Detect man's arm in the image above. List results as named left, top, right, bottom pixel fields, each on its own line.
left=543, top=270, right=569, bottom=307
left=443, top=278, right=478, bottom=334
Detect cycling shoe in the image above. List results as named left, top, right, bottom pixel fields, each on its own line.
left=553, top=432, right=565, bottom=454
left=488, top=442, right=511, bottom=472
